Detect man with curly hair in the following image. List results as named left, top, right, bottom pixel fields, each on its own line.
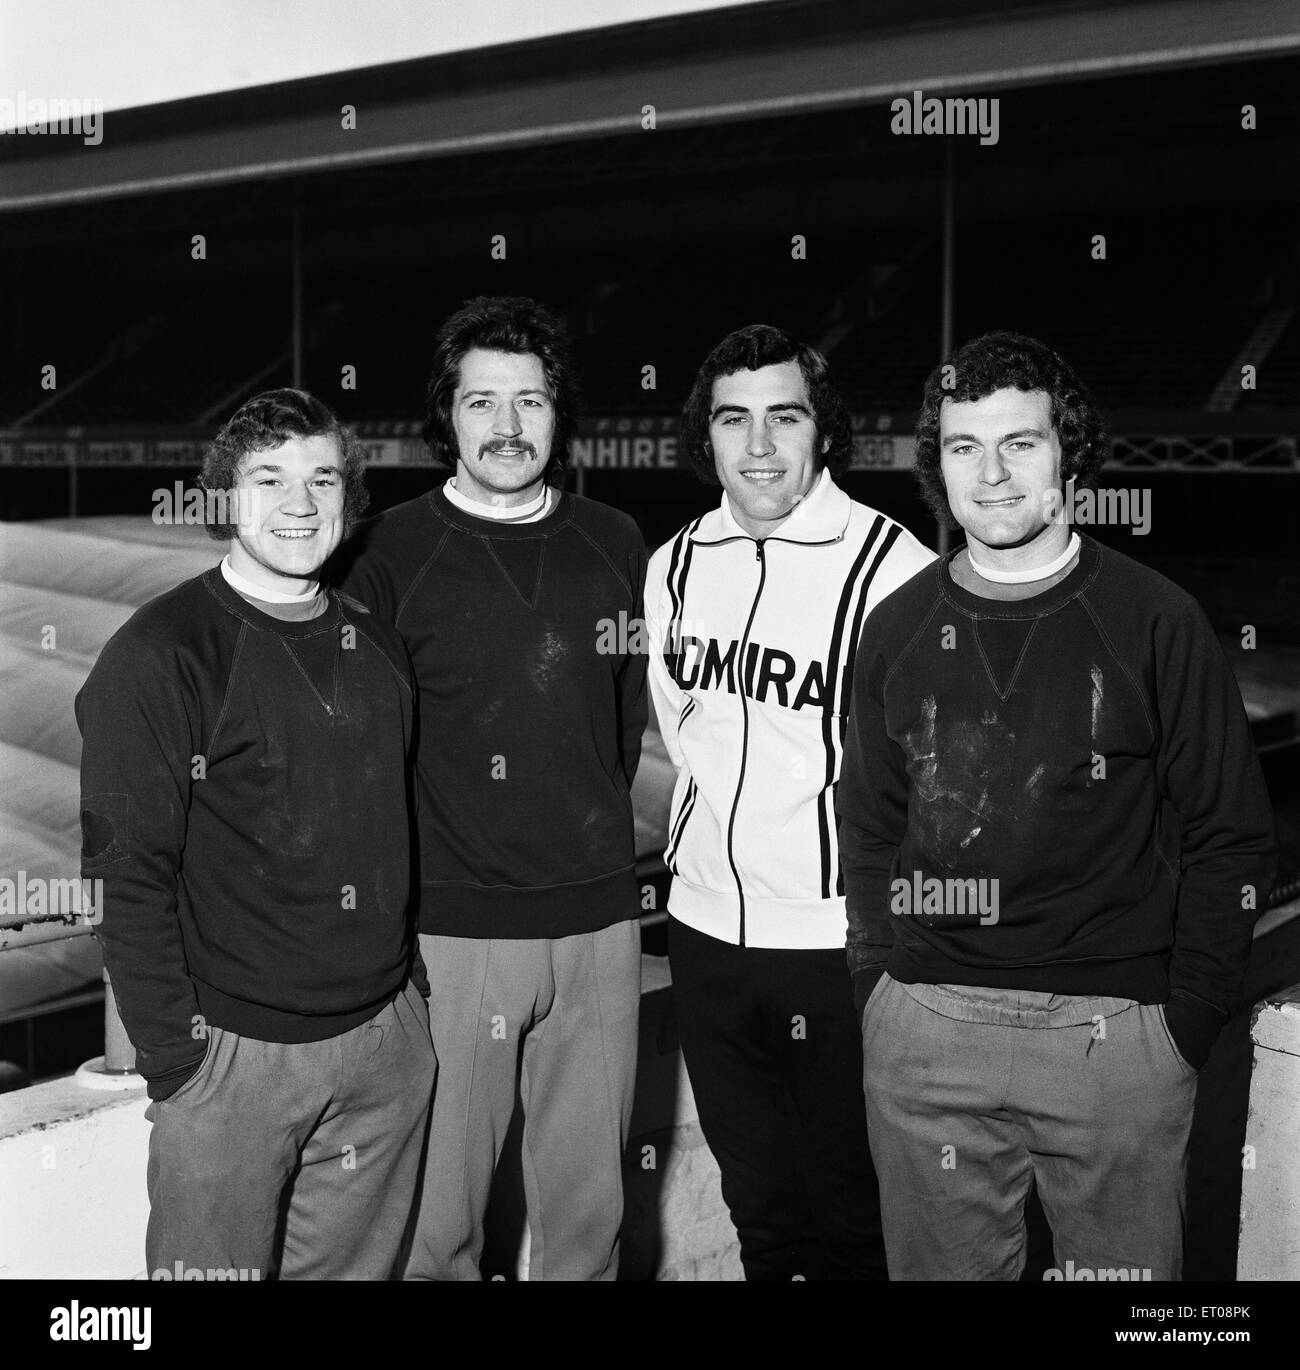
left=837, top=332, right=1275, bottom=1279
left=335, top=296, right=647, bottom=1281
left=76, top=388, right=435, bottom=1279
left=645, top=324, right=934, bottom=1279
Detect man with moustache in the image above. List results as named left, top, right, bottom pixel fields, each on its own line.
left=77, top=389, right=435, bottom=1279
left=336, top=295, right=647, bottom=1281
left=645, top=324, right=934, bottom=1280
left=837, top=332, right=1275, bottom=1280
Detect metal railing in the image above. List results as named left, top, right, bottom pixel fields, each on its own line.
left=1, top=903, right=140, bottom=1080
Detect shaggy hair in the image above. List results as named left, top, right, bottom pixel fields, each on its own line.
left=422, top=295, right=580, bottom=478
left=913, top=331, right=1109, bottom=527
left=200, top=388, right=369, bottom=540
left=678, top=324, right=853, bottom=484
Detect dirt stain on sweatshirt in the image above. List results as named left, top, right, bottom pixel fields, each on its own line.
left=905, top=695, right=1040, bottom=866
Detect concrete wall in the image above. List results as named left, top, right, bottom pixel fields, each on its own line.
left=0, top=1077, right=150, bottom=1279
left=1182, top=900, right=1300, bottom=1279
left=8, top=946, right=1298, bottom=1282
left=1237, top=984, right=1300, bottom=1280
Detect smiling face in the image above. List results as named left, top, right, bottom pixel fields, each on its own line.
left=939, top=387, right=1069, bottom=561
left=708, top=361, right=826, bottom=539
left=451, top=348, right=555, bottom=507
left=226, top=432, right=346, bottom=593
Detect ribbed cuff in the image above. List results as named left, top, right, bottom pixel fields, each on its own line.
left=145, top=1053, right=207, bottom=1102
left=1163, top=992, right=1225, bottom=1071
left=853, top=968, right=886, bottom=1018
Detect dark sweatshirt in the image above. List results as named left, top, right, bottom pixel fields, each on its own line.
left=836, top=534, right=1275, bottom=1069
left=336, top=485, right=648, bottom=939
left=76, top=567, right=420, bottom=1100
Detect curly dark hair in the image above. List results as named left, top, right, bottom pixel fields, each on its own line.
left=422, top=295, right=580, bottom=479
left=678, top=324, right=853, bottom=485
left=913, top=331, right=1109, bottom=528
left=200, top=388, right=370, bottom=541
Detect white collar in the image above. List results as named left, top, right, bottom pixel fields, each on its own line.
left=967, top=533, right=1081, bottom=584
left=221, top=556, right=321, bottom=604
left=444, top=477, right=551, bottom=523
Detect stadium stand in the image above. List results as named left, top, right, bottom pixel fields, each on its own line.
left=1247, top=316, right=1300, bottom=408
left=7, top=213, right=1295, bottom=429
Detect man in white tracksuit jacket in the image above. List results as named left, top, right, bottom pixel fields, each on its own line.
left=646, top=324, right=934, bottom=1279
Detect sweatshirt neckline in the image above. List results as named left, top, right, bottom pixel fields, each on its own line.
left=204, top=565, right=343, bottom=637
left=429, top=483, right=572, bottom=538
left=939, top=533, right=1102, bottom=618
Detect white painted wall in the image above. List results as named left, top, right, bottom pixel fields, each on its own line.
left=1237, top=986, right=1300, bottom=1280
left=6, top=969, right=1299, bottom=1281
left=0, top=1078, right=150, bottom=1279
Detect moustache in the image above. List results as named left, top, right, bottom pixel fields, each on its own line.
left=480, top=441, right=539, bottom=460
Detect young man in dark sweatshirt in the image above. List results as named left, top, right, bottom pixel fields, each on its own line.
left=335, top=296, right=647, bottom=1281
left=836, top=333, right=1275, bottom=1281
left=76, top=389, right=435, bottom=1280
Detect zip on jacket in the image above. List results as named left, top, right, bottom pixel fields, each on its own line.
left=724, top=537, right=766, bottom=945
left=646, top=470, right=936, bottom=951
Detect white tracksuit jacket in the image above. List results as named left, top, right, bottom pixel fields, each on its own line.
left=646, top=469, right=935, bottom=949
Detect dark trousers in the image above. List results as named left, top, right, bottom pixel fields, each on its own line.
left=668, top=916, right=887, bottom=1281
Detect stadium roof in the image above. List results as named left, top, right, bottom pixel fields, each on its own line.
left=3, top=0, right=1298, bottom=212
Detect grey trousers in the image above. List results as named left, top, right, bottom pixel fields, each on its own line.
left=862, top=974, right=1198, bottom=1281
left=144, top=980, right=436, bottom=1280
left=406, top=920, right=641, bottom=1281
